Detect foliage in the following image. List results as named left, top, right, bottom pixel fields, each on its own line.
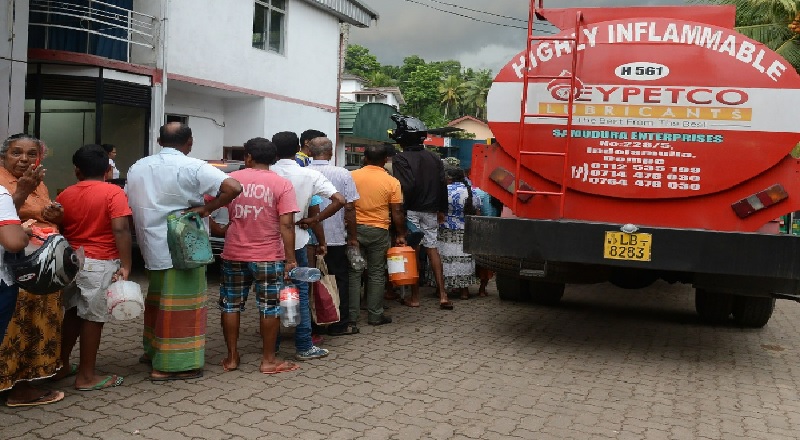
left=449, top=131, right=478, bottom=140
left=404, top=64, right=443, bottom=118
left=344, top=44, right=380, bottom=78
left=342, top=45, right=494, bottom=130
left=695, top=0, right=800, bottom=71
left=440, top=75, right=466, bottom=118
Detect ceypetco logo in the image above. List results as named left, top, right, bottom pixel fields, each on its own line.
left=547, top=70, right=585, bottom=101
left=550, top=84, right=750, bottom=106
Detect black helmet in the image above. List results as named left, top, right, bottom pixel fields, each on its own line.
left=6, top=234, right=80, bottom=295
left=389, top=114, right=428, bottom=146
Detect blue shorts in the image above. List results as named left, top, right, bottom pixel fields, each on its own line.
left=219, top=260, right=285, bottom=317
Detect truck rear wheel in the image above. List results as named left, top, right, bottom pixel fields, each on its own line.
left=529, top=281, right=564, bottom=306
left=495, top=275, right=531, bottom=302
left=695, top=289, right=733, bottom=324
left=731, top=296, right=775, bottom=328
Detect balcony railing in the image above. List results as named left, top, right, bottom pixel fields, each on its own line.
left=29, top=0, right=157, bottom=62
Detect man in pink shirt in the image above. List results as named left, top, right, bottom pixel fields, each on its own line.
left=219, top=138, right=300, bottom=374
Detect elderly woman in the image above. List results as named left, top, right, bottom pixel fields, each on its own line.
left=0, top=133, right=66, bottom=407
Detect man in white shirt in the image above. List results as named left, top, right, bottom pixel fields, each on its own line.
left=126, top=122, right=242, bottom=381
left=307, top=137, right=360, bottom=336
left=271, top=131, right=345, bottom=361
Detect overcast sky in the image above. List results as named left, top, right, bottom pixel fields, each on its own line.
left=350, top=0, right=687, bottom=73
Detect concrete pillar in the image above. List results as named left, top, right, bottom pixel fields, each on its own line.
left=0, top=0, right=29, bottom=138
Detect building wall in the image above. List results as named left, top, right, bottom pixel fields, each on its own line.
left=263, top=98, right=336, bottom=148
left=164, top=88, right=226, bottom=159
left=1, top=0, right=30, bottom=138
left=165, top=1, right=339, bottom=109
left=453, top=119, right=494, bottom=142
left=160, top=0, right=341, bottom=158
left=223, top=98, right=266, bottom=147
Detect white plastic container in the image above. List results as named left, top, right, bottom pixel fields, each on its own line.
left=106, top=280, right=144, bottom=320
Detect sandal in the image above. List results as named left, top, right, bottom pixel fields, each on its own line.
left=150, top=370, right=203, bottom=382
left=440, top=301, right=454, bottom=310
left=261, top=361, right=300, bottom=375
left=6, top=390, right=65, bottom=407
left=328, top=323, right=360, bottom=336
left=51, top=363, right=78, bottom=381
left=76, top=375, right=124, bottom=391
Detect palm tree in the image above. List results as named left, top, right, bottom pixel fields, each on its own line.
left=366, top=71, right=397, bottom=88
left=463, top=69, right=493, bottom=119
left=439, top=75, right=465, bottom=118
left=698, top=0, right=800, bottom=70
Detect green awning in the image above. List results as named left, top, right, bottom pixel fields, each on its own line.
left=339, top=102, right=397, bottom=144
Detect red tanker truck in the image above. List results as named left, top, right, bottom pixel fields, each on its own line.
left=465, top=1, right=800, bottom=327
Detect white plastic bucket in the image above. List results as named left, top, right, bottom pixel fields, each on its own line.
left=106, top=280, right=144, bottom=320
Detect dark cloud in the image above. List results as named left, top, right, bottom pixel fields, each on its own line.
left=350, top=0, right=685, bottom=73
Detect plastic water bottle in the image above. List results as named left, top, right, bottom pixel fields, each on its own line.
left=346, top=246, right=366, bottom=271
left=279, top=284, right=300, bottom=327
left=289, top=267, right=322, bottom=282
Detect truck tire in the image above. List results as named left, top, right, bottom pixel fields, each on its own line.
left=495, top=274, right=531, bottom=302
left=731, top=296, right=775, bottom=328
left=529, top=281, right=564, bottom=306
left=695, top=289, right=733, bottom=325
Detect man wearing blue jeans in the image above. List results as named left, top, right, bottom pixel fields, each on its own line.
left=271, top=131, right=345, bottom=361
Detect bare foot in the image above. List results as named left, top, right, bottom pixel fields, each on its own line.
left=222, top=355, right=240, bottom=372
left=399, top=298, right=420, bottom=307
left=260, top=360, right=300, bottom=375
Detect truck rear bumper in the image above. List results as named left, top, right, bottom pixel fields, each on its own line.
left=464, top=217, right=800, bottom=298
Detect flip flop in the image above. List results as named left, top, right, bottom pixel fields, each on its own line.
left=6, top=390, right=65, bottom=407
left=261, top=361, right=300, bottom=375
left=50, top=363, right=78, bottom=381
left=440, top=301, right=454, bottom=310
left=76, top=375, right=124, bottom=391
left=150, top=370, right=203, bottom=382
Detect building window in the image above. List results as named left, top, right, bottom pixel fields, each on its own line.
left=166, top=114, right=188, bottom=124
left=253, top=0, right=286, bottom=53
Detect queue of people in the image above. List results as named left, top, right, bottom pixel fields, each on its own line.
left=0, top=114, right=494, bottom=407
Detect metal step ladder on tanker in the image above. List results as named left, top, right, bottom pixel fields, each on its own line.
left=512, top=0, right=583, bottom=218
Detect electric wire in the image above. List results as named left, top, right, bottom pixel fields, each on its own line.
left=422, top=0, right=527, bottom=22
left=400, top=0, right=558, bottom=34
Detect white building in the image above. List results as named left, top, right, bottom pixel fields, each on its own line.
left=1, top=0, right=377, bottom=192
left=340, top=73, right=405, bottom=109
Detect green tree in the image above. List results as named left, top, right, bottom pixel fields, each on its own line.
left=366, top=71, right=397, bottom=87
left=697, top=0, right=800, bottom=70
left=400, top=55, right=427, bottom=82
left=463, top=69, right=493, bottom=119
left=431, top=60, right=462, bottom=79
left=402, top=63, right=442, bottom=117
left=344, top=44, right=381, bottom=78
left=419, top=103, right=448, bottom=129
left=439, top=75, right=466, bottom=118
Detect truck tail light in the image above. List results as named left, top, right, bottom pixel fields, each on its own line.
left=489, top=167, right=535, bottom=202
left=731, top=184, right=788, bottom=218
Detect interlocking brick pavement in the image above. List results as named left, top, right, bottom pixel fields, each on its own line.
left=2, top=270, right=800, bottom=440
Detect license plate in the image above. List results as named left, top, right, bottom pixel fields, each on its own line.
left=603, top=232, right=652, bottom=261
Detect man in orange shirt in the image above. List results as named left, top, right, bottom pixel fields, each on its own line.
left=349, top=145, right=406, bottom=326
